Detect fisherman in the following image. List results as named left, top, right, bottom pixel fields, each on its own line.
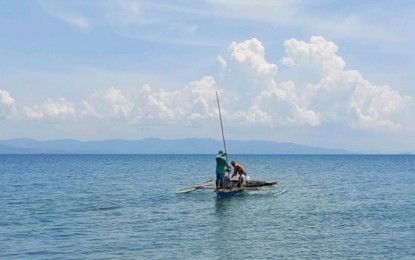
left=231, top=161, right=247, bottom=188
left=215, top=150, right=231, bottom=191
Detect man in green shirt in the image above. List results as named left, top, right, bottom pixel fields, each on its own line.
left=215, top=150, right=231, bottom=191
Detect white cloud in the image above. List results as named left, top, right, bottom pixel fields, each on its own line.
left=78, top=82, right=216, bottom=124
left=147, top=90, right=178, bottom=120
left=351, top=83, right=413, bottom=130
left=0, top=90, right=16, bottom=119
left=185, top=76, right=219, bottom=119
left=224, top=38, right=319, bottom=127
left=39, top=0, right=92, bottom=32
left=80, top=101, right=100, bottom=118
left=132, top=76, right=219, bottom=124
left=55, top=13, right=92, bottom=32
left=80, top=87, right=135, bottom=120
left=216, top=36, right=414, bottom=132
left=23, top=98, right=76, bottom=120
left=104, top=87, right=134, bottom=118
left=278, top=36, right=414, bottom=130
left=217, top=55, right=227, bottom=76
left=229, top=38, right=277, bottom=77
left=282, top=36, right=345, bottom=77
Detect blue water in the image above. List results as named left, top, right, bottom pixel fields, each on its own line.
left=0, top=154, right=414, bottom=259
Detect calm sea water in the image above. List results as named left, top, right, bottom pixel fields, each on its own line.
left=0, top=154, right=414, bottom=259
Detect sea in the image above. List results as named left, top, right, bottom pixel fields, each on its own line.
left=0, top=154, right=414, bottom=260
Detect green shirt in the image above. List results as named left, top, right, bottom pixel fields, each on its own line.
left=216, top=154, right=231, bottom=175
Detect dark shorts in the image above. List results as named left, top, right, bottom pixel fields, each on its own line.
left=216, top=173, right=225, bottom=181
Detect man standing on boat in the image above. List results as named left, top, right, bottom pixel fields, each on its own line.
left=231, top=161, right=247, bottom=188
left=215, top=150, right=231, bottom=191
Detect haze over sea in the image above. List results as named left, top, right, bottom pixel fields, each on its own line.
left=1, top=154, right=414, bottom=259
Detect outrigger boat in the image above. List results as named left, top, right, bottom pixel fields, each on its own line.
left=176, top=178, right=278, bottom=198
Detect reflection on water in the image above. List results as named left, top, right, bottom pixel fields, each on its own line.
left=214, top=197, right=231, bottom=214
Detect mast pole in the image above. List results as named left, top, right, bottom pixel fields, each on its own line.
left=216, top=91, right=227, bottom=158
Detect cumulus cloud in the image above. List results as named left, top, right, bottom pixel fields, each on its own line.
left=280, top=36, right=413, bottom=130
left=185, top=76, right=219, bottom=118
left=229, top=38, right=277, bottom=77
left=78, top=82, right=217, bottom=124
left=282, top=36, right=345, bottom=77
left=80, top=101, right=100, bottom=118
left=224, top=38, right=318, bottom=126
left=0, top=90, right=16, bottom=119
left=23, top=98, right=76, bottom=120
left=104, top=87, right=135, bottom=118
left=221, top=36, right=414, bottom=131
left=350, top=82, right=413, bottom=130
left=131, top=76, right=219, bottom=125
left=78, top=87, right=134, bottom=119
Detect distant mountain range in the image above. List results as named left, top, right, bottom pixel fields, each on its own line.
left=0, top=138, right=353, bottom=154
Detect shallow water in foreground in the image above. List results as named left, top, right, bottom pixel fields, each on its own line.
left=1, top=154, right=414, bottom=259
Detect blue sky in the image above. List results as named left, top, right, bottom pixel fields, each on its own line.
left=1, top=0, right=414, bottom=153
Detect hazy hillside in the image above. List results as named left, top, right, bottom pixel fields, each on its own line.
left=0, top=138, right=352, bottom=154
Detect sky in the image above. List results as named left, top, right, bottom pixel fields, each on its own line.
left=1, top=0, right=415, bottom=153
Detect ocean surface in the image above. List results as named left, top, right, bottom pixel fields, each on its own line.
left=0, top=154, right=414, bottom=259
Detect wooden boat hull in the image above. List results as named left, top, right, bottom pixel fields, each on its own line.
left=216, top=188, right=245, bottom=199
left=176, top=179, right=277, bottom=194
left=198, top=179, right=276, bottom=189
left=246, top=180, right=277, bottom=187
